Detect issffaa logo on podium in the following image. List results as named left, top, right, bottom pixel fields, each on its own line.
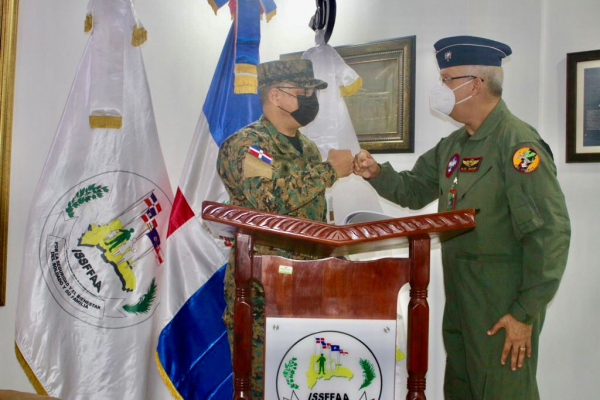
left=266, top=318, right=397, bottom=400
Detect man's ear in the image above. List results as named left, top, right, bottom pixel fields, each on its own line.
left=268, top=87, right=280, bottom=106
left=471, top=77, right=484, bottom=97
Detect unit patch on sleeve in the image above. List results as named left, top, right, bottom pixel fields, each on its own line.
left=244, top=145, right=273, bottom=179
left=248, top=145, right=273, bottom=164
left=459, top=157, right=483, bottom=172
left=446, top=154, right=460, bottom=178
left=512, top=147, right=540, bottom=173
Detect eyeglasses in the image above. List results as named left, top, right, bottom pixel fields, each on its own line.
left=440, top=75, right=485, bottom=83
left=276, top=86, right=319, bottom=97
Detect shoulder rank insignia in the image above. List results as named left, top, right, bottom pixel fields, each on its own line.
left=512, top=147, right=539, bottom=173
left=460, top=157, right=483, bottom=172
left=248, top=145, right=273, bottom=165
left=446, top=153, right=460, bottom=178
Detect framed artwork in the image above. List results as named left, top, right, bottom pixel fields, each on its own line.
left=281, top=36, right=416, bottom=153
left=1, top=0, right=19, bottom=306
left=566, top=49, right=600, bottom=162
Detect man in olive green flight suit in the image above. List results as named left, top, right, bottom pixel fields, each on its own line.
left=354, top=36, right=571, bottom=399
left=217, top=59, right=354, bottom=399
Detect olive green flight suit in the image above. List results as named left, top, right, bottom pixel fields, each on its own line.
left=368, top=100, right=570, bottom=400
left=217, top=115, right=337, bottom=399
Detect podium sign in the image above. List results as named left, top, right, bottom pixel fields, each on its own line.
left=265, top=317, right=396, bottom=400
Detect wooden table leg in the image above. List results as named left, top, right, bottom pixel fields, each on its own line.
left=406, top=236, right=430, bottom=400
left=233, top=233, right=253, bottom=400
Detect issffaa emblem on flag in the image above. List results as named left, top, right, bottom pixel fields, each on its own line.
left=248, top=145, right=273, bottom=164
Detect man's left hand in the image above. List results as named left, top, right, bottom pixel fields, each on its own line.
left=487, top=314, right=533, bottom=371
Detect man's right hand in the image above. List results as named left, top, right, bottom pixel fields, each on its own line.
left=327, top=149, right=354, bottom=178
left=354, top=150, right=381, bottom=179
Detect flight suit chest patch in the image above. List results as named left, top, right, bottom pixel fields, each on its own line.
left=446, top=153, right=460, bottom=178
left=459, top=157, right=483, bottom=172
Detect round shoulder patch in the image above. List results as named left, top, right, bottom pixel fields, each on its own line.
left=512, top=147, right=540, bottom=173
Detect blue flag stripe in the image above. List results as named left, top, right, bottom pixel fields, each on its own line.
left=235, top=0, right=261, bottom=65
left=203, top=25, right=263, bottom=147
left=207, top=371, right=234, bottom=399
left=180, top=330, right=229, bottom=382
left=157, top=264, right=232, bottom=399
left=176, top=333, right=233, bottom=399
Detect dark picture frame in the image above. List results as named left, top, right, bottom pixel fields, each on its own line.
left=0, top=0, right=20, bottom=306
left=282, top=36, right=416, bottom=153
left=566, top=49, right=600, bottom=163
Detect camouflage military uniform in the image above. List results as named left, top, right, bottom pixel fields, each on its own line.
left=368, top=99, right=570, bottom=399
left=217, top=114, right=337, bottom=399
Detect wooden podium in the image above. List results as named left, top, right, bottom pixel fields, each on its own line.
left=202, top=201, right=475, bottom=400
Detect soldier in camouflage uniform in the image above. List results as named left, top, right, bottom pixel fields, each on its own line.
left=355, top=36, right=571, bottom=400
left=217, top=59, right=354, bottom=399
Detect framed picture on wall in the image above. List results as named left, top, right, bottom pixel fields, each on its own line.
left=566, top=49, right=600, bottom=162
left=0, top=0, right=20, bottom=306
left=281, top=36, right=416, bottom=153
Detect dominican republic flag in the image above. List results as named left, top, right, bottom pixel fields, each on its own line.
left=153, top=18, right=264, bottom=400
left=145, top=193, right=161, bottom=208
left=209, top=0, right=277, bottom=94
left=144, top=193, right=162, bottom=213
left=15, top=1, right=173, bottom=399
left=248, top=145, right=273, bottom=164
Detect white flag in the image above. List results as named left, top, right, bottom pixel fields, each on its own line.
left=302, top=31, right=408, bottom=399
left=301, top=30, right=383, bottom=224
left=15, top=1, right=173, bottom=399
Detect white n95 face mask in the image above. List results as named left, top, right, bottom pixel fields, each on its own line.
left=429, top=79, right=474, bottom=116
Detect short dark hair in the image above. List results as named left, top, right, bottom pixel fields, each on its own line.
left=259, top=83, right=277, bottom=104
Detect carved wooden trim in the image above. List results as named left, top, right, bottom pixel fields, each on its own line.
left=202, top=201, right=475, bottom=247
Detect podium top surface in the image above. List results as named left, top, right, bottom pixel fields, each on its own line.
left=202, top=201, right=476, bottom=257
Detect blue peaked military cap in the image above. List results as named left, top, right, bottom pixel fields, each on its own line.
left=434, top=36, right=512, bottom=68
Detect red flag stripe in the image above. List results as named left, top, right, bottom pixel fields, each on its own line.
left=167, top=188, right=196, bottom=238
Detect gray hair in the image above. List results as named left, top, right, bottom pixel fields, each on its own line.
left=465, top=65, right=504, bottom=98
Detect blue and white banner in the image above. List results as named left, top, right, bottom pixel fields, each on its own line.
left=154, top=21, right=263, bottom=399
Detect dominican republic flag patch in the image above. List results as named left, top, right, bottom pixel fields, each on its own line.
left=248, top=145, right=273, bottom=164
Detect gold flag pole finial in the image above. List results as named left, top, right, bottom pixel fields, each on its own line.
left=84, top=14, right=93, bottom=33
left=131, top=25, right=148, bottom=47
